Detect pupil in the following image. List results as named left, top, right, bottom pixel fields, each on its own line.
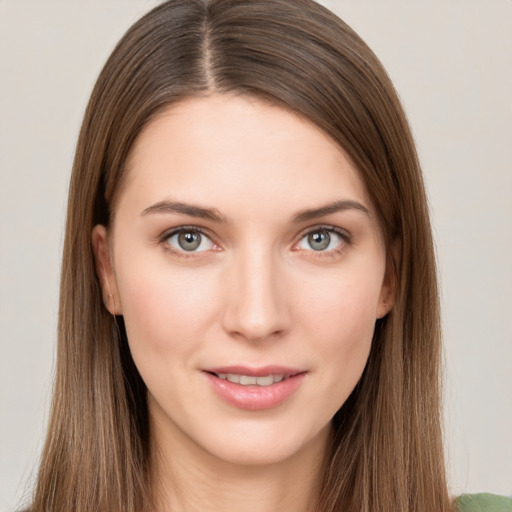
left=178, top=232, right=201, bottom=251
left=308, top=231, right=330, bottom=251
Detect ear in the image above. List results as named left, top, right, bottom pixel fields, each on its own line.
left=376, top=237, right=401, bottom=319
left=91, top=225, right=122, bottom=315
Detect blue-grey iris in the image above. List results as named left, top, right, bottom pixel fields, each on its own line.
left=178, top=232, right=201, bottom=251
left=308, top=231, right=330, bottom=251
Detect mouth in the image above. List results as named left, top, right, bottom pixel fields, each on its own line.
left=203, top=367, right=306, bottom=410
left=208, top=372, right=293, bottom=387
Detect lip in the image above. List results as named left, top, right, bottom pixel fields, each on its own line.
left=203, top=366, right=307, bottom=411
left=204, top=365, right=304, bottom=377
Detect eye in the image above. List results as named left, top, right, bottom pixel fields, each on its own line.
left=296, top=228, right=348, bottom=252
left=165, top=229, right=214, bottom=252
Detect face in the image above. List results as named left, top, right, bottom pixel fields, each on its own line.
left=93, top=95, right=393, bottom=468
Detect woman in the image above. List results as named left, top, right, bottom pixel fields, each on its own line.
left=24, top=0, right=510, bottom=511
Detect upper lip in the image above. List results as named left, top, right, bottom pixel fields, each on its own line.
left=203, top=365, right=305, bottom=377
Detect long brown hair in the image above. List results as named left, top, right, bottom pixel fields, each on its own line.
left=28, top=1, right=450, bottom=511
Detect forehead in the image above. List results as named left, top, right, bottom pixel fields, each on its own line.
left=118, top=94, right=372, bottom=219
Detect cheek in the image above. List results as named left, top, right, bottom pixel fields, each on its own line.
left=307, top=288, right=376, bottom=376
left=115, top=257, right=221, bottom=358
left=295, top=263, right=384, bottom=341
left=293, top=264, right=383, bottom=398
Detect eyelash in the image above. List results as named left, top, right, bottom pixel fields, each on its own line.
left=158, top=224, right=352, bottom=259
left=158, top=226, right=218, bottom=259
left=294, top=225, right=352, bottom=258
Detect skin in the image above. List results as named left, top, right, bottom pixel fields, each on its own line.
left=92, top=94, right=394, bottom=512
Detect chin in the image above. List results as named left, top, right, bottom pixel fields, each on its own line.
left=196, top=419, right=332, bottom=469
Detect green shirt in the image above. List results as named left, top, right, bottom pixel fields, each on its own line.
left=456, top=493, right=512, bottom=512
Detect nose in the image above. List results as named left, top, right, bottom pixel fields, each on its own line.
left=221, top=247, right=291, bottom=343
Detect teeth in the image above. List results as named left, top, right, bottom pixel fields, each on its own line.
left=255, top=375, right=274, bottom=386
left=215, top=373, right=287, bottom=386
left=239, top=375, right=257, bottom=385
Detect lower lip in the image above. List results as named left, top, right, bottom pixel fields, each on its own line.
left=204, top=372, right=306, bottom=410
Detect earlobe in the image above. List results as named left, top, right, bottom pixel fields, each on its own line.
left=91, top=225, right=122, bottom=315
left=376, top=238, right=401, bottom=319
left=376, top=288, right=394, bottom=319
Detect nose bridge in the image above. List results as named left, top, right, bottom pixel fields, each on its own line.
left=222, top=243, right=289, bottom=341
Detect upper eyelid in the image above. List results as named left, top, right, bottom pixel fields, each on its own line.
left=157, top=224, right=351, bottom=250
left=159, top=225, right=215, bottom=242
left=297, top=224, right=352, bottom=240
left=294, top=225, right=352, bottom=254
left=159, top=226, right=218, bottom=256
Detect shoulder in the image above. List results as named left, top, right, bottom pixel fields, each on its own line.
left=455, top=493, right=512, bottom=512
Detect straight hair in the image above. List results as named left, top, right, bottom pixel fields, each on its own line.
left=28, top=1, right=450, bottom=511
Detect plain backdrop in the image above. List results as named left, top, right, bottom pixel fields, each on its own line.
left=1, top=1, right=511, bottom=510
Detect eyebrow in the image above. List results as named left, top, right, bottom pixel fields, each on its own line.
left=141, top=199, right=369, bottom=224
left=292, top=200, right=370, bottom=223
left=141, top=201, right=227, bottom=223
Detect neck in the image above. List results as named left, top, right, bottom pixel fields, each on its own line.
left=150, top=421, right=331, bottom=512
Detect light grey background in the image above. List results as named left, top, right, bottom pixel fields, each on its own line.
left=1, top=1, right=511, bottom=510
